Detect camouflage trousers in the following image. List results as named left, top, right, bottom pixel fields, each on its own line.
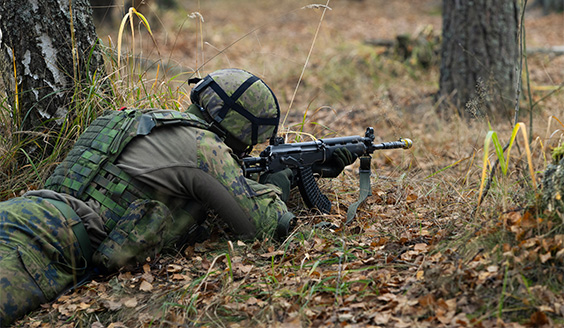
left=0, top=196, right=88, bottom=326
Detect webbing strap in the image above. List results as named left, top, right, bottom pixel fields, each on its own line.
left=103, top=162, right=153, bottom=196
left=230, top=76, right=260, bottom=100
left=93, top=162, right=159, bottom=232
left=109, top=116, right=135, bottom=154
left=60, top=176, right=84, bottom=194
left=346, top=156, right=373, bottom=224
left=44, top=198, right=94, bottom=264
left=208, top=79, right=248, bottom=122
left=190, top=75, right=214, bottom=97
left=83, top=185, right=125, bottom=228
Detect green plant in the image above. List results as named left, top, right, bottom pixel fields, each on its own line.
left=477, top=122, right=536, bottom=206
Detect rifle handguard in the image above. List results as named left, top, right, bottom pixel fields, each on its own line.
left=296, top=166, right=331, bottom=213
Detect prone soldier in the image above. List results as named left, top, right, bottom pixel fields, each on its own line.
left=0, top=68, right=356, bottom=325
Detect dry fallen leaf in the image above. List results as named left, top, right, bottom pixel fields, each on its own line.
left=416, top=270, right=425, bottom=280
left=259, top=250, right=285, bottom=258
left=139, top=280, right=153, bottom=292
left=123, top=297, right=138, bottom=308
left=108, top=322, right=128, bottom=328
left=540, top=252, right=552, bottom=263
left=78, top=302, right=90, bottom=310
left=528, top=311, right=549, bottom=326
left=167, top=264, right=183, bottom=273
left=104, top=300, right=122, bottom=311
left=414, top=243, right=428, bottom=252
left=141, top=272, right=154, bottom=283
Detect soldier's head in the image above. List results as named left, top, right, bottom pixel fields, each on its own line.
left=190, top=68, right=280, bottom=157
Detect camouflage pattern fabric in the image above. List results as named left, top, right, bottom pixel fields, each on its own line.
left=0, top=196, right=87, bottom=326
left=92, top=199, right=174, bottom=272
left=0, top=106, right=292, bottom=325
left=45, top=109, right=208, bottom=232
left=195, top=128, right=287, bottom=239
left=197, top=68, right=280, bottom=147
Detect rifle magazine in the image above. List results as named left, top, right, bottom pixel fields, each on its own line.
left=297, top=166, right=331, bottom=213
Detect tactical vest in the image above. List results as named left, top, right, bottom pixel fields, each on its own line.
left=45, top=108, right=210, bottom=232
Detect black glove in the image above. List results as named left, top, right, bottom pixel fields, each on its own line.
left=259, top=168, right=293, bottom=202
left=313, top=147, right=358, bottom=178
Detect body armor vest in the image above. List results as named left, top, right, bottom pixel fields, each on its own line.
left=45, top=109, right=209, bottom=232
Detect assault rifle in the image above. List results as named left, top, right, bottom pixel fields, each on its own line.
left=243, top=127, right=412, bottom=222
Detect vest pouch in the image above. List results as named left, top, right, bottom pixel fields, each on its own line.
left=93, top=199, right=173, bottom=272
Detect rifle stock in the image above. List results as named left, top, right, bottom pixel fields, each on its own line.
left=243, top=127, right=412, bottom=214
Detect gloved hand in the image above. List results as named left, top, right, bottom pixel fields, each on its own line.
left=259, top=168, right=293, bottom=202
left=313, top=147, right=358, bottom=178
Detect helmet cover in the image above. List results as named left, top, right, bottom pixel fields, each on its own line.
left=191, top=68, right=280, bottom=151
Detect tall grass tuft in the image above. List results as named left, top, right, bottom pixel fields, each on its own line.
left=0, top=8, right=192, bottom=200
left=477, top=122, right=536, bottom=207
left=0, top=56, right=110, bottom=199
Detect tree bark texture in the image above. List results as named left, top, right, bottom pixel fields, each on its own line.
left=0, top=0, right=104, bottom=131
left=439, top=0, right=519, bottom=118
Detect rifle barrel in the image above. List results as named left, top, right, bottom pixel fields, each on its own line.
left=371, top=138, right=412, bottom=151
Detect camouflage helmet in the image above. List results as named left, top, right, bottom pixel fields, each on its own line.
left=190, top=68, right=280, bottom=154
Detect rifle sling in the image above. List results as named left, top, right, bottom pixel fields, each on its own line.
left=346, top=155, right=372, bottom=224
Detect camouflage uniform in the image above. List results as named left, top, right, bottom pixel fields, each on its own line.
left=0, top=108, right=292, bottom=325
left=1, top=69, right=293, bottom=325
left=114, top=109, right=289, bottom=240
left=0, top=193, right=89, bottom=325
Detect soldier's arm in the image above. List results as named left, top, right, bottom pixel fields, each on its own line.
left=116, top=126, right=292, bottom=240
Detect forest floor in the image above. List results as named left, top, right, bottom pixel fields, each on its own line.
left=12, top=0, right=564, bottom=327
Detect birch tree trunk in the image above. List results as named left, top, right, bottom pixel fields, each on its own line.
left=0, top=0, right=104, bottom=132
left=438, top=0, right=520, bottom=119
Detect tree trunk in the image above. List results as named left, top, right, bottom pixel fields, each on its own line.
left=438, top=0, right=519, bottom=119
left=0, top=0, right=104, bottom=132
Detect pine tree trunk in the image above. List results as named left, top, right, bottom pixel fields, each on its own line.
left=438, top=0, right=519, bottom=119
left=0, top=0, right=104, bottom=132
